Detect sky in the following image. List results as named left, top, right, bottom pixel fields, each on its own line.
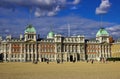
left=0, top=0, right=120, bottom=39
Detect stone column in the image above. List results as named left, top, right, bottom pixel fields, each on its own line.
left=68, top=54, right=70, bottom=62
left=13, top=53, right=15, bottom=62
left=20, top=43, right=22, bottom=62
left=20, top=53, right=22, bottom=62
left=31, top=44, right=33, bottom=62
left=39, top=54, right=41, bottom=62
left=8, top=43, right=11, bottom=62
left=17, top=54, right=19, bottom=62
left=70, top=45, right=72, bottom=52
left=24, top=44, right=26, bottom=62
left=35, top=44, right=37, bottom=61
left=100, top=45, right=102, bottom=58
left=67, top=45, right=68, bottom=53
left=3, top=44, right=7, bottom=61
left=108, top=45, right=110, bottom=57
left=68, top=45, right=70, bottom=53
left=4, top=53, right=7, bottom=61
left=54, top=53, right=57, bottom=61
left=101, top=47, right=103, bottom=58
left=27, top=44, right=30, bottom=61
left=104, top=46, right=106, bottom=58
left=73, top=54, right=75, bottom=61
left=64, top=45, right=65, bottom=52
left=76, top=54, right=77, bottom=62
left=54, top=44, right=57, bottom=61
left=74, top=45, right=75, bottom=52
left=39, top=44, right=41, bottom=62
left=64, top=53, right=67, bottom=62
left=78, top=45, right=80, bottom=53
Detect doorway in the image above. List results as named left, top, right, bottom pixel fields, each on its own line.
left=70, top=55, right=73, bottom=62
left=77, top=54, right=80, bottom=61
left=0, top=53, right=3, bottom=62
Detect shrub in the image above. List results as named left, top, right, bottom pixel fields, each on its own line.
left=106, top=57, right=120, bottom=61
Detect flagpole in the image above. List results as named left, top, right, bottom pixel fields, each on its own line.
left=100, top=15, right=102, bottom=28
left=29, top=8, right=32, bottom=24
left=68, top=23, right=70, bottom=37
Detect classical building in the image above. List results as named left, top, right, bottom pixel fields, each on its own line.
left=0, top=25, right=119, bottom=62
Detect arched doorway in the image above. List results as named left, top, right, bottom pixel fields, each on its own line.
left=41, top=58, right=44, bottom=62
left=70, top=55, right=73, bottom=62
left=0, top=53, right=3, bottom=62
left=77, top=53, right=80, bottom=61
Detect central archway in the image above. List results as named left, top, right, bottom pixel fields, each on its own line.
left=70, top=55, right=73, bottom=62
left=77, top=53, right=80, bottom=61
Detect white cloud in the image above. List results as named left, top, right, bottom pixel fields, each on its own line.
left=47, top=11, right=56, bottom=16
left=0, top=0, right=81, bottom=17
left=73, top=0, right=81, bottom=5
left=34, top=8, right=44, bottom=17
left=111, top=32, right=119, bottom=35
left=34, top=5, right=60, bottom=17
left=47, top=5, right=60, bottom=16
left=96, top=0, right=111, bottom=15
left=106, top=25, right=120, bottom=31
left=106, top=25, right=120, bottom=37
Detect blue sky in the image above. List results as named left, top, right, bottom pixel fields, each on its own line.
left=0, top=0, right=120, bottom=39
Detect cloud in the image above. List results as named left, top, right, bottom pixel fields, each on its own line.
left=96, top=0, right=111, bottom=15
left=73, top=0, right=81, bottom=5
left=106, top=25, right=120, bottom=37
left=0, top=15, right=115, bottom=38
left=106, top=25, right=120, bottom=31
left=0, top=0, right=80, bottom=17
left=34, top=5, right=60, bottom=17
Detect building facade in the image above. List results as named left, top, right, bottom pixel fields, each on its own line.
left=111, top=40, right=120, bottom=57
left=86, top=28, right=111, bottom=61
left=0, top=25, right=119, bottom=62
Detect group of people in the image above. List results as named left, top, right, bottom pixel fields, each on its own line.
left=86, top=58, right=109, bottom=64
left=86, top=60, right=94, bottom=64
left=46, top=59, right=76, bottom=64
left=31, top=57, right=118, bottom=64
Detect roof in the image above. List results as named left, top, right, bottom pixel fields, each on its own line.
left=96, top=28, right=109, bottom=37
left=24, top=24, right=36, bottom=33
left=47, top=31, right=54, bottom=39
